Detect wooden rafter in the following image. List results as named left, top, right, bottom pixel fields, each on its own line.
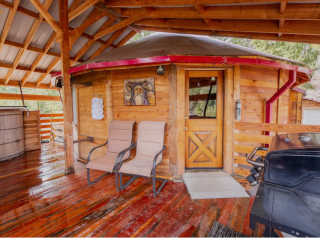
left=136, top=18, right=320, bottom=36
left=69, top=9, right=109, bottom=46
left=120, top=4, right=320, bottom=21
left=68, top=0, right=100, bottom=21
left=93, top=2, right=141, bottom=33
left=30, top=0, right=62, bottom=33
left=72, top=18, right=118, bottom=63
left=89, top=27, right=127, bottom=59
left=4, top=0, right=54, bottom=84
left=278, top=1, right=288, bottom=38
left=94, top=9, right=149, bottom=39
left=0, top=79, right=58, bottom=90
left=105, top=0, right=320, bottom=7
left=0, top=0, right=20, bottom=53
left=140, top=26, right=320, bottom=44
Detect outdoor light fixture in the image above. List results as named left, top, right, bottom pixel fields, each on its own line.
left=236, top=100, right=241, bottom=120
left=211, top=77, right=216, bottom=81
left=156, top=65, right=165, bottom=75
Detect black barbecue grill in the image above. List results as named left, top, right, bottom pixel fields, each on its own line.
left=246, top=133, right=320, bottom=237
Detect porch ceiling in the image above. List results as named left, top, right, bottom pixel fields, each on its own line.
left=0, top=0, right=319, bottom=89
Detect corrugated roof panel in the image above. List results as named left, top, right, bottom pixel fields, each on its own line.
left=19, top=50, right=39, bottom=68
left=6, top=12, right=36, bottom=43
left=10, top=69, right=26, bottom=81
left=37, top=55, right=56, bottom=70
left=0, top=6, right=10, bottom=36
left=113, top=28, right=132, bottom=45
left=30, top=22, right=55, bottom=49
left=84, top=16, right=109, bottom=36
left=48, top=0, right=74, bottom=22
left=0, top=45, right=20, bottom=63
left=41, top=75, right=51, bottom=84
left=81, top=42, right=102, bottom=61
left=70, top=37, right=88, bottom=58
left=53, top=61, right=61, bottom=72
left=69, top=7, right=94, bottom=28
left=0, top=68, right=10, bottom=79
left=19, top=0, right=45, bottom=12
left=101, top=47, right=112, bottom=55
left=28, top=72, right=42, bottom=83
left=49, top=42, right=60, bottom=54
left=100, top=21, right=118, bottom=41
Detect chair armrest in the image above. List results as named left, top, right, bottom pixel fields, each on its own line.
left=87, top=140, right=108, bottom=163
left=152, top=145, right=166, bottom=171
left=116, top=143, right=137, bottom=169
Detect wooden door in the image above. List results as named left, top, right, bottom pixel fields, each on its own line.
left=185, top=71, right=223, bottom=169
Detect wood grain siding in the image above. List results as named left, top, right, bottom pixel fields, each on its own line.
left=303, top=99, right=320, bottom=108
left=23, top=111, right=41, bottom=151
left=288, top=90, right=303, bottom=124
left=235, top=66, right=290, bottom=176
left=76, top=67, right=171, bottom=178
left=112, top=66, right=170, bottom=177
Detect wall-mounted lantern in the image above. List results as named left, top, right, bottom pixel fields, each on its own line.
left=156, top=65, right=165, bottom=75
left=236, top=100, right=241, bottom=120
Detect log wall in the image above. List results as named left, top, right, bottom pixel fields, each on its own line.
left=234, top=66, right=290, bottom=176
left=76, top=67, right=171, bottom=178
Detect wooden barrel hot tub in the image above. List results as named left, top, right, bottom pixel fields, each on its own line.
left=0, top=107, right=26, bottom=161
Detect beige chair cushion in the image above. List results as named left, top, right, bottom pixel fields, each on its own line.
left=119, top=121, right=166, bottom=177
left=86, top=120, right=135, bottom=171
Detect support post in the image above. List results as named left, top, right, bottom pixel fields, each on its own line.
left=106, top=71, right=113, bottom=127
left=59, top=0, right=74, bottom=175
left=19, top=81, right=25, bottom=106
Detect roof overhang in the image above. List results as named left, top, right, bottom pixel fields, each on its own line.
left=51, top=55, right=312, bottom=82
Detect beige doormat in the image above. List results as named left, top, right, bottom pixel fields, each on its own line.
left=182, top=172, right=249, bottom=199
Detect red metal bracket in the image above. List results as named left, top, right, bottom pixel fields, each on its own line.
left=265, top=70, right=297, bottom=135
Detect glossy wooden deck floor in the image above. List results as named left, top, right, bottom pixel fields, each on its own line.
left=0, top=142, right=264, bottom=237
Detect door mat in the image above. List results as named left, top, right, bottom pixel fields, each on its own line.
left=182, top=172, right=249, bottom=199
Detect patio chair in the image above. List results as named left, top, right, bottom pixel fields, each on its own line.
left=86, top=120, right=135, bottom=188
left=116, top=121, right=167, bottom=197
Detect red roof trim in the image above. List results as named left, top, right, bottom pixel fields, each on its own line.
left=51, top=55, right=312, bottom=78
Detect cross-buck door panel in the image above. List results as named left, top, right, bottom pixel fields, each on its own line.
left=185, top=71, right=223, bottom=169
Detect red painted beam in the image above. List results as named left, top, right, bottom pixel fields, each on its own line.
left=50, top=55, right=312, bottom=78
left=265, top=70, right=297, bottom=135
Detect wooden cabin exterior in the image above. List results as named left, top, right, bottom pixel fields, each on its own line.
left=62, top=34, right=313, bottom=180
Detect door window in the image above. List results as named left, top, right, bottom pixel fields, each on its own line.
left=189, top=77, right=217, bottom=119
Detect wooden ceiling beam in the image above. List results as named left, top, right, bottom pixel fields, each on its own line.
left=0, top=62, right=49, bottom=74
left=0, top=79, right=58, bottom=90
left=141, top=26, right=320, bottom=44
left=94, top=9, right=148, bottom=39
left=93, top=1, right=142, bottom=33
left=0, top=92, right=61, bottom=101
left=120, top=4, right=320, bottom=21
left=69, top=9, right=108, bottom=46
left=89, top=27, right=127, bottom=59
left=105, top=0, right=320, bottom=7
left=68, top=0, right=100, bottom=21
left=21, top=33, right=57, bottom=85
left=5, top=0, right=54, bottom=84
left=279, top=1, right=287, bottom=38
left=136, top=18, right=320, bottom=36
left=115, top=30, right=137, bottom=48
left=30, top=0, right=62, bottom=33
left=35, top=56, right=61, bottom=87
left=0, top=0, right=21, bottom=53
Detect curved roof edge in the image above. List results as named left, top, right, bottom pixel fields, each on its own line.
left=51, top=55, right=312, bottom=80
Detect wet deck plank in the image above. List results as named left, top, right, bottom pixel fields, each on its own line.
left=0, top=142, right=264, bottom=237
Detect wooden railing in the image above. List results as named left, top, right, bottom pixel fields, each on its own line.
left=234, top=122, right=320, bottom=176
left=40, top=113, right=64, bottom=141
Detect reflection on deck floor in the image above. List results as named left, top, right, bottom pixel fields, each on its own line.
left=0, top=142, right=265, bottom=237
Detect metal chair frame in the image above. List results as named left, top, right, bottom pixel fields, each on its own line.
left=117, top=144, right=167, bottom=197
left=86, top=140, right=133, bottom=188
